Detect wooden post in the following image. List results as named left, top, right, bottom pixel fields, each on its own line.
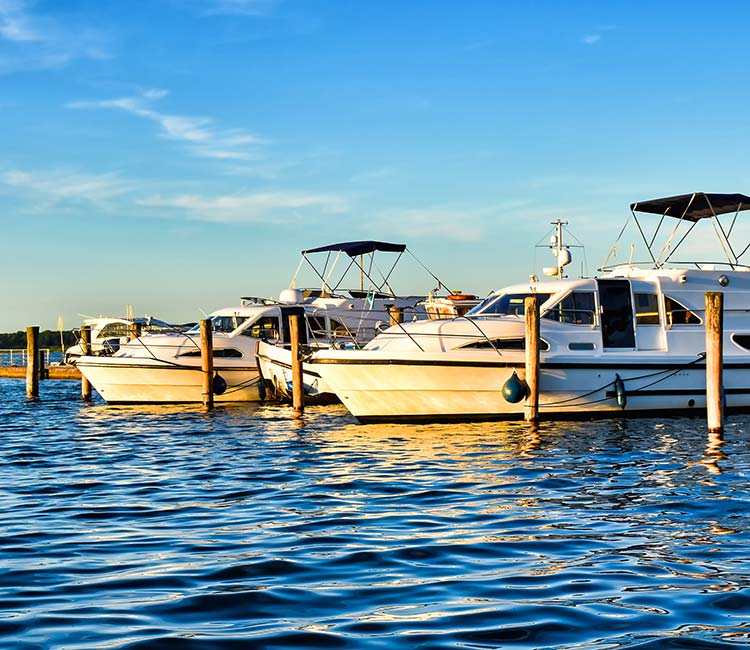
left=129, top=322, right=142, bottom=340
left=80, top=325, right=92, bottom=400
left=38, top=349, right=47, bottom=380
left=200, top=319, right=214, bottom=409
left=289, top=314, right=304, bottom=418
left=705, top=291, right=724, bottom=433
left=388, top=305, right=404, bottom=327
left=524, top=295, right=540, bottom=423
left=26, top=326, right=39, bottom=398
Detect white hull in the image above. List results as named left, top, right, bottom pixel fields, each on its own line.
left=311, top=349, right=749, bottom=422
left=77, top=357, right=263, bottom=403
left=256, top=341, right=336, bottom=403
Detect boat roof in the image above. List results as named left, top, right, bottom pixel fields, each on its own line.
left=302, top=240, right=406, bottom=257
left=631, top=192, right=750, bottom=222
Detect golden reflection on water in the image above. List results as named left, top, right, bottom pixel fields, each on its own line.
left=700, top=429, right=726, bottom=475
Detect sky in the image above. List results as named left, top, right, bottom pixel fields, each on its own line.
left=3, top=0, right=750, bottom=332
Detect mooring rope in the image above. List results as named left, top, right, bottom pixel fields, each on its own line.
left=540, top=353, right=707, bottom=408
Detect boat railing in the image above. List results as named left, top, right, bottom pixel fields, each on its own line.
left=600, top=261, right=750, bottom=273
left=0, top=349, right=52, bottom=367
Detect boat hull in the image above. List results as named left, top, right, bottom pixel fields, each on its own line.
left=256, top=341, right=338, bottom=404
left=76, top=357, right=263, bottom=403
left=310, top=350, right=750, bottom=422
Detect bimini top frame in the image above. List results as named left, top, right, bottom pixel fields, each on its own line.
left=290, top=240, right=448, bottom=298
left=604, top=192, right=750, bottom=270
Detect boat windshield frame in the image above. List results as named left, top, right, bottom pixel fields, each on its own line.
left=186, top=314, right=254, bottom=335
left=466, top=292, right=553, bottom=317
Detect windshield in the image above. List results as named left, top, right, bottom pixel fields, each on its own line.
left=187, top=315, right=250, bottom=334
left=467, top=292, right=551, bottom=317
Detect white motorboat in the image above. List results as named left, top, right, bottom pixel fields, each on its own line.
left=76, top=241, right=430, bottom=404
left=255, top=240, right=445, bottom=402
left=64, top=316, right=185, bottom=364
left=420, top=292, right=482, bottom=320
left=309, top=193, right=750, bottom=422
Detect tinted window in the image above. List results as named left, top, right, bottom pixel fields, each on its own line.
left=100, top=323, right=130, bottom=338
left=634, top=293, right=660, bottom=325
left=543, top=292, right=595, bottom=325
left=180, top=348, right=243, bottom=358
left=471, top=293, right=551, bottom=316
left=665, top=296, right=701, bottom=325
left=242, top=316, right=280, bottom=339
left=212, top=315, right=249, bottom=333
left=307, top=316, right=327, bottom=335
left=459, top=338, right=550, bottom=351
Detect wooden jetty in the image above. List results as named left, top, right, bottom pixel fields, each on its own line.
left=0, top=364, right=81, bottom=380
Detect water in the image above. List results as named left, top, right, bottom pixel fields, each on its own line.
left=2, top=379, right=749, bottom=650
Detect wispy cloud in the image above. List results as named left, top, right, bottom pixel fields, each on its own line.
left=1, top=165, right=350, bottom=225
left=0, top=0, right=109, bottom=73
left=67, top=89, right=265, bottom=161
left=581, top=24, right=616, bottom=46
left=173, top=0, right=279, bottom=17
left=370, top=201, right=532, bottom=243
left=138, top=191, right=350, bottom=223
left=1, top=167, right=135, bottom=207
left=0, top=0, right=40, bottom=42
left=203, top=0, right=279, bottom=16
left=349, top=166, right=399, bottom=185
left=461, top=39, right=495, bottom=52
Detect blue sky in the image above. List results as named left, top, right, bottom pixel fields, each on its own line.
left=2, top=0, right=750, bottom=331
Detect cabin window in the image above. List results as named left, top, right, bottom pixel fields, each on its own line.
left=543, top=292, right=595, bottom=325
left=307, top=316, right=327, bottom=336
left=664, top=296, right=701, bottom=326
left=330, top=319, right=350, bottom=335
left=469, top=293, right=551, bottom=317
left=732, top=334, right=750, bottom=351
left=179, top=348, right=243, bottom=358
left=242, top=316, right=280, bottom=339
left=634, top=293, right=660, bottom=325
left=99, top=323, right=131, bottom=338
left=211, top=315, right=250, bottom=333
left=459, top=337, right=550, bottom=351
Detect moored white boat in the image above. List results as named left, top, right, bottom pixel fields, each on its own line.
left=64, top=316, right=185, bottom=364
left=77, top=240, right=430, bottom=404
left=309, top=193, right=750, bottom=422
left=255, top=240, right=450, bottom=402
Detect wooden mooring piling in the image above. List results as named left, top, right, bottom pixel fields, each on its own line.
left=200, top=319, right=214, bottom=409
left=26, top=326, right=39, bottom=398
left=524, top=296, right=540, bottom=423
left=289, top=314, right=305, bottom=418
left=80, top=325, right=92, bottom=401
left=705, top=291, right=724, bottom=433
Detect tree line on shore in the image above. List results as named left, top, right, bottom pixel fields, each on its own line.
left=0, top=330, right=77, bottom=349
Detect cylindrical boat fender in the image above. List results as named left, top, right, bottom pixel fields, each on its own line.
left=614, top=374, right=626, bottom=409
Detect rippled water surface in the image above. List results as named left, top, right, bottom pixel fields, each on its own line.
left=2, top=379, right=750, bottom=649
